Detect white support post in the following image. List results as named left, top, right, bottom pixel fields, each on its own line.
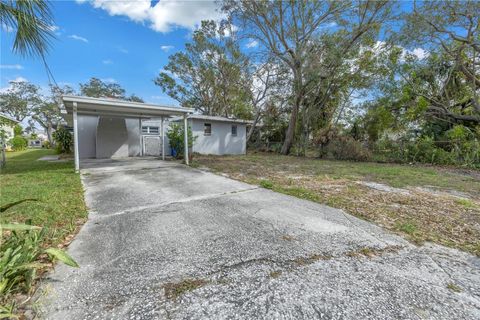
left=161, top=116, right=165, bottom=160
left=139, top=118, right=142, bottom=157
left=73, top=102, right=80, bottom=172
left=183, top=114, right=189, bottom=165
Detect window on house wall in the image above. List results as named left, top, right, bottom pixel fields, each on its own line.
left=142, top=126, right=159, bottom=135
left=204, top=123, right=211, bottom=136
left=231, top=125, right=237, bottom=136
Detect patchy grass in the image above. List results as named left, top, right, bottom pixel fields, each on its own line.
left=163, top=278, right=208, bottom=300
left=293, top=253, right=332, bottom=266
left=447, top=282, right=463, bottom=293
left=346, top=246, right=403, bottom=258
left=193, top=152, right=480, bottom=256
left=0, top=149, right=88, bottom=248
left=455, top=198, right=478, bottom=209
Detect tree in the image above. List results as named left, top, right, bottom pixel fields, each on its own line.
left=79, top=77, right=144, bottom=102
left=399, top=0, right=480, bottom=125
left=0, top=0, right=55, bottom=57
left=0, top=80, right=41, bottom=122
left=155, top=20, right=251, bottom=118
left=224, top=0, right=393, bottom=154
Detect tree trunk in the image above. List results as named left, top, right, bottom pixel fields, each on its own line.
left=246, top=110, right=262, bottom=143
left=1, top=142, right=6, bottom=168
left=281, top=78, right=303, bottom=154
left=47, top=123, right=53, bottom=145
left=281, top=101, right=299, bottom=155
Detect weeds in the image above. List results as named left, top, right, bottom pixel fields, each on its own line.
left=163, top=278, right=208, bottom=300
left=259, top=180, right=274, bottom=189
left=447, top=282, right=463, bottom=293
left=0, top=220, right=79, bottom=316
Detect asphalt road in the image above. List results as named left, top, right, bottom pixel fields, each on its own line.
left=39, top=158, right=480, bottom=319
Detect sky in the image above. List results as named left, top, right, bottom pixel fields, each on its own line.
left=1, top=0, right=424, bottom=109
left=0, top=0, right=227, bottom=106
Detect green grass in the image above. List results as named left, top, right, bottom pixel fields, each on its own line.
left=0, top=149, right=87, bottom=247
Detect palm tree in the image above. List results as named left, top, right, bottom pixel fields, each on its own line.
left=0, top=0, right=55, bottom=57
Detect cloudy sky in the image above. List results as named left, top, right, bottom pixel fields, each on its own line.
left=1, top=0, right=229, bottom=105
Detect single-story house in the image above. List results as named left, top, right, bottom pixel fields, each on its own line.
left=171, top=114, right=251, bottom=155
left=0, top=113, right=19, bottom=151
left=61, top=96, right=251, bottom=171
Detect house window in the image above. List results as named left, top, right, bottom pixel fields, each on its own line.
left=142, top=126, right=159, bottom=135
left=204, top=123, right=211, bottom=136
left=231, top=125, right=237, bottom=136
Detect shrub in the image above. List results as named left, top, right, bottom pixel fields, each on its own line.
left=166, top=123, right=196, bottom=159
left=8, top=136, right=28, bottom=151
left=53, top=127, right=73, bottom=154
left=42, top=140, right=51, bottom=149
left=13, top=125, right=23, bottom=137
left=324, top=136, right=371, bottom=161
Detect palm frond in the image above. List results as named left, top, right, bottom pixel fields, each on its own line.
left=0, top=0, right=55, bottom=57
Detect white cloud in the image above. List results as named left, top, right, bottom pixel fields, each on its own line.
left=1, top=23, right=14, bottom=33
left=102, top=59, right=113, bottom=65
left=245, top=39, right=258, bottom=49
left=101, top=78, right=116, bottom=83
left=118, top=47, right=129, bottom=54
left=68, top=34, right=89, bottom=43
left=10, top=76, right=27, bottom=83
left=406, top=47, right=429, bottom=60
left=77, top=0, right=224, bottom=33
left=0, top=77, right=28, bottom=93
left=0, top=64, right=23, bottom=70
left=161, top=45, right=174, bottom=52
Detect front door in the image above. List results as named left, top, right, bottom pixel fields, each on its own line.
left=143, top=136, right=161, bottom=156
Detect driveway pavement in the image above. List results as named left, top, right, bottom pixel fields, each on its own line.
left=39, top=158, right=480, bottom=319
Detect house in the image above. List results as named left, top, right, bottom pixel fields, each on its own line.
left=61, top=96, right=251, bottom=171
left=0, top=113, right=19, bottom=151
left=172, top=114, right=251, bottom=155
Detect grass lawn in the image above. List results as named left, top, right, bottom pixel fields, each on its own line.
left=1, top=149, right=87, bottom=248
left=193, top=152, right=480, bottom=256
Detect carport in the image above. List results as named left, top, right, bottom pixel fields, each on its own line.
left=62, top=95, right=192, bottom=171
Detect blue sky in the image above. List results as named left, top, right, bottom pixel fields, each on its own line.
left=1, top=0, right=225, bottom=105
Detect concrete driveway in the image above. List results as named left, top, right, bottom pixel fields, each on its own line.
left=40, top=158, right=480, bottom=319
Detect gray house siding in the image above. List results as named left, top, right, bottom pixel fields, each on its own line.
left=96, top=117, right=129, bottom=158
left=190, top=119, right=246, bottom=155
left=126, top=118, right=141, bottom=157
left=78, top=115, right=98, bottom=159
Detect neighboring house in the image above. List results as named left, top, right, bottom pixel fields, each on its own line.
left=0, top=113, right=19, bottom=151
left=173, top=115, right=251, bottom=155
left=28, top=131, right=48, bottom=148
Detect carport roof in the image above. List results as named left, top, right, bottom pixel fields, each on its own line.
left=62, top=95, right=192, bottom=122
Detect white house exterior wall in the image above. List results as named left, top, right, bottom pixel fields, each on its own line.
left=190, top=119, right=246, bottom=155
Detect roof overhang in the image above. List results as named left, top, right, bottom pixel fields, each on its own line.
left=61, top=95, right=192, bottom=124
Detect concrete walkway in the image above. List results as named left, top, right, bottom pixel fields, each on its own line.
left=39, top=158, right=480, bottom=319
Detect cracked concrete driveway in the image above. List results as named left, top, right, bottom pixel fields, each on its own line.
left=39, top=158, right=480, bottom=319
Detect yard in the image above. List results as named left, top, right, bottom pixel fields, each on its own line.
left=193, top=152, right=480, bottom=256
left=1, top=149, right=87, bottom=248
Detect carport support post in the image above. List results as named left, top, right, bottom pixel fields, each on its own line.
left=73, top=102, right=80, bottom=172
left=183, top=114, right=189, bottom=165
left=161, top=116, right=165, bottom=160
